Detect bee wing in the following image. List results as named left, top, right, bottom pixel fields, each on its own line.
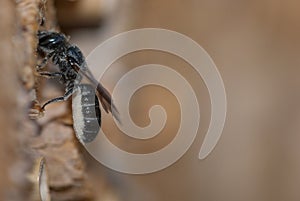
left=71, top=63, right=121, bottom=123
left=96, top=82, right=121, bottom=123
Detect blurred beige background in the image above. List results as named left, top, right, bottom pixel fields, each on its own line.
left=64, top=0, right=300, bottom=200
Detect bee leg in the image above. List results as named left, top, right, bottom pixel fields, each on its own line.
left=37, top=52, right=54, bottom=70
left=41, top=86, right=77, bottom=110
left=38, top=71, right=63, bottom=79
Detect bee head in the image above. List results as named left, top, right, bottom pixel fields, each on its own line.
left=37, top=31, right=67, bottom=53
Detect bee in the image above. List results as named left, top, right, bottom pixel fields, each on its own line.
left=37, top=30, right=119, bottom=143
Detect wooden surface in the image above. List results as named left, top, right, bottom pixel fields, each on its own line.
left=0, top=0, right=94, bottom=200
left=0, top=0, right=21, bottom=200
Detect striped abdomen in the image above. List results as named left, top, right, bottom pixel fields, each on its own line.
left=72, top=84, right=101, bottom=143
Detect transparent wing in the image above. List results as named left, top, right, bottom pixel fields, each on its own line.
left=71, top=63, right=120, bottom=123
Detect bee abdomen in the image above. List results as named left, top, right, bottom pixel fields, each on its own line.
left=72, top=84, right=101, bottom=143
